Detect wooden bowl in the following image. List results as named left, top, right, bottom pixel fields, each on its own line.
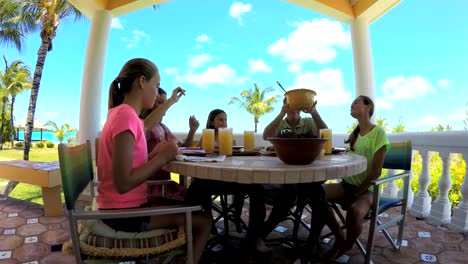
left=267, top=137, right=328, bottom=165
left=285, top=89, right=316, bottom=111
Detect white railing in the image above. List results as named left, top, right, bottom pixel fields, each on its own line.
left=174, top=131, right=468, bottom=232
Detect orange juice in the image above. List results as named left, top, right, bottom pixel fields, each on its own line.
left=320, top=128, right=332, bottom=154
left=244, top=131, right=255, bottom=150
left=202, top=129, right=215, bottom=153
left=218, top=128, right=233, bottom=156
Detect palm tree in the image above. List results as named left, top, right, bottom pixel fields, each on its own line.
left=14, top=0, right=82, bottom=160
left=0, top=56, right=32, bottom=147
left=0, top=0, right=38, bottom=51
left=45, top=120, right=76, bottom=143
left=229, top=83, right=281, bottom=132
left=0, top=56, right=32, bottom=149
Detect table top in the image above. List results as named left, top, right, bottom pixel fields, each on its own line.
left=167, top=153, right=367, bottom=184
left=0, top=160, right=60, bottom=171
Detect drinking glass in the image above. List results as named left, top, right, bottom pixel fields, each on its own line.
left=202, top=129, right=215, bottom=153
left=218, top=128, right=233, bottom=156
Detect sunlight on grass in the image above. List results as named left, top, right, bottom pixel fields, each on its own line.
left=0, top=148, right=58, bottom=162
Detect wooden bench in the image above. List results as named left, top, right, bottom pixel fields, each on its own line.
left=0, top=160, right=63, bottom=217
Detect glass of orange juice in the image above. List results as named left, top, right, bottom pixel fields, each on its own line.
left=319, top=128, right=332, bottom=154
left=202, top=129, right=215, bottom=153
left=244, top=131, right=255, bottom=150
left=218, top=128, right=233, bottom=156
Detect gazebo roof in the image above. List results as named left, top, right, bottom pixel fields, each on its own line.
left=15, top=118, right=46, bottom=129
left=68, top=0, right=400, bottom=24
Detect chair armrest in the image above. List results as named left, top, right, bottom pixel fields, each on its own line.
left=74, top=204, right=202, bottom=220
left=147, top=180, right=175, bottom=186
left=371, top=171, right=410, bottom=186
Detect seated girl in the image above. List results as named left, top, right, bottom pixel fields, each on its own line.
left=96, top=58, right=210, bottom=264
left=322, top=95, right=390, bottom=261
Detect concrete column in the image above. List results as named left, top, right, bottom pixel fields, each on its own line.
left=78, top=9, right=112, bottom=146
left=350, top=17, right=376, bottom=120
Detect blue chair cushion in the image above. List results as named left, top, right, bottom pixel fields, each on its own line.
left=378, top=197, right=402, bottom=214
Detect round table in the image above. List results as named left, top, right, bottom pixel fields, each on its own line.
left=167, top=153, right=367, bottom=184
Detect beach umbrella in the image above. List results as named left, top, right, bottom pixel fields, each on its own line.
left=15, top=118, right=46, bottom=140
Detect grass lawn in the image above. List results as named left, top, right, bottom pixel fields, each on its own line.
left=0, top=147, right=59, bottom=205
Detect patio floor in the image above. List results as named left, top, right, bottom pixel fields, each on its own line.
left=0, top=196, right=467, bottom=264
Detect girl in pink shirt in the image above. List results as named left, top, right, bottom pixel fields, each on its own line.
left=97, top=58, right=210, bottom=264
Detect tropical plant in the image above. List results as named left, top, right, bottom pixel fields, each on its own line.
left=0, top=0, right=38, bottom=51
left=430, top=124, right=452, bottom=131
left=2, top=0, right=82, bottom=160
left=0, top=56, right=32, bottom=148
left=228, top=83, right=281, bottom=132
left=346, top=122, right=357, bottom=134
left=376, top=117, right=390, bottom=132
left=392, top=114, right=406, bottom=133
left=45, top=121, right=76, bottom=143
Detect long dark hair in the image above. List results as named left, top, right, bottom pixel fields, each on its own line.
left=345, top=95, right=374, bottom=151
left=108, top=58, right=158, bottom=109
left=206, top=109, right=226, bottom=129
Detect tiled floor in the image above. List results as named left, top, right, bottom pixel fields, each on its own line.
left=0, top=196, right=467, bottom=264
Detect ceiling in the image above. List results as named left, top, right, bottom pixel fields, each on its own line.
left=67, top=0, right=400, bottom=24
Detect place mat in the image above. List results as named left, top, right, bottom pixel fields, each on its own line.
left=176, top=154, right=226, bottom=162
left=179, top=149, right=207, bottom=156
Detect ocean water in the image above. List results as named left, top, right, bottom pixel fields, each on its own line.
left=16, top=131, right=77, bottom=143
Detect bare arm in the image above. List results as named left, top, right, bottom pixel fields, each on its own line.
left=303, top=100, right=327, bottom=130
left=143, top=87, right=185, bottom=129
left=112, top=131, right=179, bottom=194
left=352, top=146, right=387, bottom=197
left=180, top=115, right=199, bottom=147
left=263, top=100, right=289, bottom=140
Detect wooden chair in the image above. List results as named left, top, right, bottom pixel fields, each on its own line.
left=59, top=140, right=202, bottom=264
left=328, top=141, right=412, bottom=264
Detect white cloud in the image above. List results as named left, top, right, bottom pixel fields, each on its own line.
left=268, top=19, right=350, bottom=67
left=382, top=76, right=436, bottom=100
left=287, top=62, right=302, bottom=73
left=291, top=68, right=352, bottom=106
left=111, top=18, right=123, bottom=29
left=376, top=98, right=393, bottom=110
left=196, top=34, right=210, bottom=42
left=193, top=44, right=204, bottom=50
left=164, top=68, right=179, bottom=75
left=229, top=2, right=252, bottom=25
left=187, top=54, right=214, bottom=68
left=175, top=64, right=249, bottom=88
left=248, top=59, right=272, bottom=74
left=409, top=114, right=440, bottom=128
left=121, top=29, right=149, bottom=48
left=438, top=79, right=450, bottom=89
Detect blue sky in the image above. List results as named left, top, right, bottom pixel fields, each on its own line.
left=3, top=0, right=468, bottom=134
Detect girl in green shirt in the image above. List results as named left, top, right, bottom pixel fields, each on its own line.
left=322, top=95, right=390, bottom=261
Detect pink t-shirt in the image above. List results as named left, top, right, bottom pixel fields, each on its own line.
left=97, top=104, right=148, bottom=209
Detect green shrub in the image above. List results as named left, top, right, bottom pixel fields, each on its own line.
left=36, top=142, right=45, bottom=148
left=14, top=141, right=24, bottom=148
left=46, top=141, right=54, bottom=148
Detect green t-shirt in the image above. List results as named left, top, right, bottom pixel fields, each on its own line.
left=343, top=125, right=390, bottom=188
left=277, top=117, right=319, bottom=137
